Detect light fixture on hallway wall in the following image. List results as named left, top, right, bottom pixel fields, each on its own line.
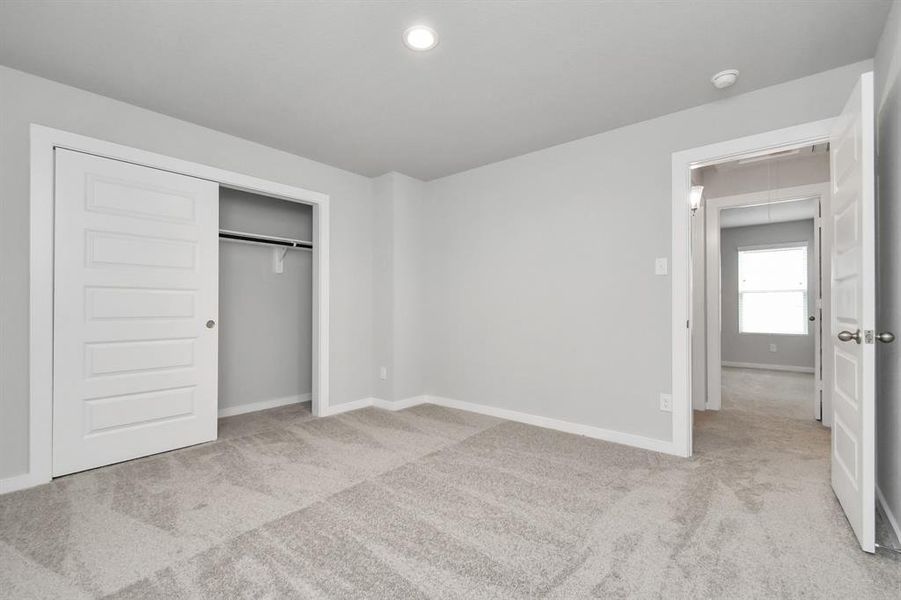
left=689, top=185, right=704, bottom=213
left=403, top=25, right=439, bottom=51
left=711, top=69, right=739, bottom=89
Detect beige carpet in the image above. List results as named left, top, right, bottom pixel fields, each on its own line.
left=1, top=369, right=899, bottom=598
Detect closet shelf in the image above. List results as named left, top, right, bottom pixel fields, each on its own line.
left=219, top=228, right=313, bottom=251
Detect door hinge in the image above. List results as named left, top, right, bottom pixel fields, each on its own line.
left=687, top=319, right=690, bottom=329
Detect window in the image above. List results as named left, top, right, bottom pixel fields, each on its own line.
left=738, top=244, right=808, bottom=335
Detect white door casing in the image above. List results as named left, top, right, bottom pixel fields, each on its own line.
left=814, top=209, right=823, bottom=421
left=53, top=149, right=219, bottom=476
left=829, top=72, right=876, bottom=553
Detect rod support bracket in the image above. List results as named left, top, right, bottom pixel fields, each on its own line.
left=272, top=247, right=289, bottom=273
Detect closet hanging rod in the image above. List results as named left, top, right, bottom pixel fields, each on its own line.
left=219, top=228, right=313, bottom=250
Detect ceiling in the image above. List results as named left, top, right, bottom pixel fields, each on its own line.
left=0, top=1, right=890, bottom=180
left=721, top=198, right=818, bottom=229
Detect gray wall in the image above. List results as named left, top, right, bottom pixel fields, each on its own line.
left=0, top=66, right=375, bottom=479
left=423, top=61, right=870, bottom=443
left=699, top=153, right=830, bottom=199
left=720, top=220, right=816, bottom=369
left=218, top=189, right=312, bottom=411
left=874, top=0, right=901, bottom=541
left=690, top=172, right=707, bottom=410
left=371, top=172, right=425, bottom=402
left=391, top=174, right=426, bottom=401
left=371, top=175, right=395, bottom=401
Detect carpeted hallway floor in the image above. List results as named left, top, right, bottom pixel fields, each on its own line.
left=1, top=368, right=899, bottom=598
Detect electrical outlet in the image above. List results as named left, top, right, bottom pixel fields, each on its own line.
left=769, top=343, right=777, bottom=353
left=655, top=257, right=668, bottom=276
left=379, top=366, right=388, bottom=380
left=659, top=393, right=673, bottom=412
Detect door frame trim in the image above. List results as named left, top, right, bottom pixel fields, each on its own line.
left=670, top=118, right=834, bottom=457
left=28, top=124, right=331, bottom=488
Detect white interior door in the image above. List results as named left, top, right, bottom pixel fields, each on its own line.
left=829, top=72, right=876, bottom=553
left=53, top=149, right=219, bottom=476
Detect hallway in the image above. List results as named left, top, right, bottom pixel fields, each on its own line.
left=695, top=367, right=901, bottom=562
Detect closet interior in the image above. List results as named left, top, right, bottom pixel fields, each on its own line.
left=218, top=187, right=313, bottom=417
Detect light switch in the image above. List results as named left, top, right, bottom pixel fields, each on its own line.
left=655, top=258, right=668, bottom=275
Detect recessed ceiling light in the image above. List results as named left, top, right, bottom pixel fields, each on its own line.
left=711, top=69, right=739, bottom=89
left=403, top=25, right=438, bottom=51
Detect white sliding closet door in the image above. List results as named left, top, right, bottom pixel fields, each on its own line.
left=53, top=149, right=219, bottom=476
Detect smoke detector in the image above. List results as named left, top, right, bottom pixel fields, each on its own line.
left=711, top=69, right=739, bottom=89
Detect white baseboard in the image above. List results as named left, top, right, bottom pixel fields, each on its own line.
left=877, top=485, right=901, bottom=545
left=324, top=395, right=430, bottom=416
left=427, top=395, right=677, bottom=455
left=0, top=472, right=47, bottom=495
left=373, top=395, right=429, bottom=411
left=218, top=393, right=311, bottom=418
left=322, top=397, right=377, bottom=416
left=321, top=394, right=674, bottom=455
left=722, top=361, right=814, bottom=374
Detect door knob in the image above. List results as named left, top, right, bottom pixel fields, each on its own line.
left=837, top=330, right=861, bottom=344
left=876, top=331, right=895, bottom=343
left=206, top=320, right=216, bottom=329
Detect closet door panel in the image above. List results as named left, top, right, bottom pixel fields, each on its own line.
left=53, top=149, right=219, bottom=476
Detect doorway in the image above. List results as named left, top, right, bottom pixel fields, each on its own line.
left=671, top=72, right=880, bottom=553
left=692, top=147, right=830, bottom=424
left=687, top=150, right=833, bottom=509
